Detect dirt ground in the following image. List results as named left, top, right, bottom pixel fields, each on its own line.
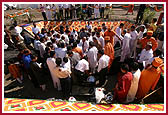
left=3, top=5, right=164, bottom=103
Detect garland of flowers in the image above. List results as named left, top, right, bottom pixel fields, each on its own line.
left=6, top=9, right=29, bottom=19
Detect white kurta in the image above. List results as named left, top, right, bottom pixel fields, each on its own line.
left=114, top=27, right=122, bottom=46
left=97, top=36, right=105, bottom=48
left=138, top=49, right=153, bottom=67
left=39, top=43, right=46, bottom=58
left=87, top=46, right=98, bottom=73
left=126, top=69, right=141, bottom=103
left=130, top=30, right=138, bottom=58
left=97, top=54, right=110, bottom=72
left=120, top=33, right=131, bottom=62
left=46, top=5, right=52, bottom=20
left=46, top=57, right=61, bottom=90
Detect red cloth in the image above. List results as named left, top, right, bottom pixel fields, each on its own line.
left=116, top=72, right=133, bottom=102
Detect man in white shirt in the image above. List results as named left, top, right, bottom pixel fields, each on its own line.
left=136, top=25, right=147, bottom=58
left=87, top=42, right=98, bottom=73
left=114, top=23, right=124, bottom=47
left=55, top=57, right=71, bottom=99
left=138, top=43, right=153, bottom=70
left=75, top=56, right=89, bottom=84
left=97, top=49, right=110, bottom=87
left=32, top=22, right=40, bottom=36
left=34, top=35, right=41, bottom=54
left=94, top=4, right=100, bottom=19
left=52, top=4, right=59, bottom=20
left=80, top=37, right=89, bottom=54
left=125, top=62, right=141, bottom=103
left=96, top=32, right=105, bottom=48
left=120, top=29, right=131, bottom=62
left=70, top=29, right=78, bottom=40
left=130, top=25, right=138, bottom=58
left=55, top=42, right=67, bottom=61
left=58, top=4, right=63, bottom=20
left=45, top=4, right=52, bottom=20
left=63, top=4, right=69, bottom=19
left=100, top=4, right=106, bottom=18
left=46, top=51, right=61, bottom=91
left=39, top=38, right=46, bottom=59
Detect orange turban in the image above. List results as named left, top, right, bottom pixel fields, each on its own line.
left=147, top=31, right=153, bottom=36
left=152, top=57, right=163, bottom=67
left=104, top=36, right=110, bottom=41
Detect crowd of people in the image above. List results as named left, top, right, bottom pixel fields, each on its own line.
left=4, top=4, right=164, bottom=103
left=39, top=4, right=112, bottom=20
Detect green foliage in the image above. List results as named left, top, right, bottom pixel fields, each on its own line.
left=142, top=7, right=156, bottom=23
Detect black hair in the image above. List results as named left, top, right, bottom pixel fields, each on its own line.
left=120, top=23, right=124, bottom=27
left=96, top=32, right=100, bottom=35
left=153, top=18, right=157, bottom=23
left=131, top=25, right=136, bottom=29
left=89, top=41, right=94, bottom=47
left=23, top=50, right=29, bottom=54
left=154, top=49, right=162, bottom=56
left=45, top=47, right=51, bottom=52
left=51, top=38, right=56, bottom=43
left=130, top=62, right=139, bottom=71
left=60, top=42, right=65, bottom=48
left=73, top=42, right=77, bottom=48
left=56, top=57, right=62, bottom=66
left=120, top=63, right=129, bottom=72
left=47, top=42, right=52, bottom=47
left=30, top=55, right=37, bottom=60
left=63, top=57, right=68, bottom=63
left=40, top=38, right=45, bottom=42
left=98, top=49, right=104, bottom=55
left=67, top=45, right=72, bottom=51
left=50, top=51, right=55, bottom=57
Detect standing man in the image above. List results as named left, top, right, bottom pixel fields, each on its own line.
left=136, top=58, right=163, bottom=99
left=87, top=42, right=98, bottom=74
left=29, top=55, right=46, bottom=91
left=47, top=51, right=61, bottom=91
left=58, top=4, right=64, bottom=20
left=45, top=4, right=52, bottom=20
left=114, top=23, right=124, bottom=46
left=55, top=57, right=71, bottom=99
left=40, top=4, right=47, bottom=20
left=104, top=26, right=121, bottom=46
left=120, top=29, right=131, bottom=62
left=135, top=4, right=147, bottom=24
left=97, top=49, right=110, bottom=87
left=130, top=25, right=138, bottom=58
left=125, top=62, right=141, bottom=103
left=52, top=4, right=59, bottom=21
left=100, top=4, right=106, bottom=18
left=104, top=36, right=114, bottom=70
left=63, top=4, right=69, bottom=19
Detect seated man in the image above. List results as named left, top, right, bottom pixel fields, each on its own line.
left=74, top=56, right=89, bottom=84
left=138, top=43, right=153, bottom=70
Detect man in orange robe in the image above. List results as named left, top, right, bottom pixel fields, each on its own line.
left=140, top=31, right=158, bottom=51
left=136, top=57, right=163, bottom=99
left=104, top=26, right=121, bottom=46
left=104, top=36, right=114, bottom=69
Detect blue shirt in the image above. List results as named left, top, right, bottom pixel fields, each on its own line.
left=22, top=54, right=31, bottom=69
